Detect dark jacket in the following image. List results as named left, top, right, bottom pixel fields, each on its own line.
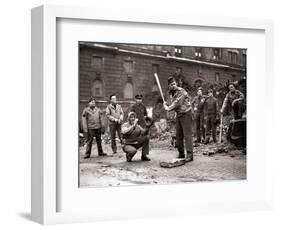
left=130, top=103, right=147, bottom=127
left=204, top=96, right=218, bottom=117
left=192, top=95, right=206, bottom=114
left=221, top=89, right=244, bottom=113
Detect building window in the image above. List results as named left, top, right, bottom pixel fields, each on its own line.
left=91, top=79, right=103, bottom=97
left=232, top=75, right=236, bottom=82
left=195, top=47, right=202, bottom=58
left=174, top=46, right=183, bottom=57
left=215, top=72, right=220, bottom=82
left=91, top=56, right=103, bottom=70
left=213, top=48, right=220, bottom=60
left=242, top=54, right=246, bottom=66
left=232, top=52, right=238, bottom=65
left=228, top=51, right=232, bottom=63
left=228, top=51, right=238, bottom=65
left=124, top=82, right=133, bottom=99
left=124, top=60, right=133, bottom=74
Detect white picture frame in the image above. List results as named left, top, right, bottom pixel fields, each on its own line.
left=31, top=5, right=274, bottom=225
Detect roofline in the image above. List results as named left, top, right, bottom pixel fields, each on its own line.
left=79, top=42, right=246, bottom=71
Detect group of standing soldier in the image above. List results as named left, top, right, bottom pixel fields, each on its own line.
left=192, top=82, right=245, bottom=147
left=81, top=93, right=151, bottom=161
left=81, top=76, right=245, bottom=164
left=192, top=87, right=218, bottom=145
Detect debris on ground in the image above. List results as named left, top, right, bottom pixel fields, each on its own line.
left=79, top=133, right=246, bottom=187
left=215, top=147, right=229, bottom=153
left=202, top=151, right=215, bottom=156
left=160, top=158, right=186, bottom=168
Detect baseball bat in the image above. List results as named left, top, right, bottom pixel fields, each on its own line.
left=154, top=73, right=166, bottom=104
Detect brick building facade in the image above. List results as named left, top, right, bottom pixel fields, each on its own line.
left=79, top=42, right=246, bottom=118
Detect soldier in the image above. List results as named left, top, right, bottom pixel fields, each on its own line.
left=191, top=87, right=206, bottom=143
left=221, top=83, right=245, bottom=119
left=106, top=94, right=124, bottom=154
left=204, top=89, right=218, bottom=144
left=121, top=112, right=152, bottom=162
left=163, top=77, right=193, bottom=161
left=130, top=94, right=147, bottom=128
left=81, top=97, right=107, bottom=159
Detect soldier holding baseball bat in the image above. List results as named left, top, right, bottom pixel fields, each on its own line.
left=162, top=76, right=194, bottom=162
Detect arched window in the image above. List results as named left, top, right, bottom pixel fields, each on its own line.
left=91, top=79, right=103, bottom=97
left=124, top=82, right=133, bottom=99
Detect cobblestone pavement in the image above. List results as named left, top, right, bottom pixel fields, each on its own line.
left=79, top=139, right=246, bottom=188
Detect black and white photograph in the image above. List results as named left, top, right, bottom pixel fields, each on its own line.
left=79, top=42, right=247, bottom=188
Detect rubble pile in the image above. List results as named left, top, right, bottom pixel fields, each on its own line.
left=196, top=141, right=246, bottom=158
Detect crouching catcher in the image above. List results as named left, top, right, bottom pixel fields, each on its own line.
left=121, top=112, right=153, bottom=162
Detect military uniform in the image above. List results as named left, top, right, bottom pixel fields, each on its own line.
left=192, top=95, right=206, bottom=142
left=168, top=87, right=193, bottom=160
left=221, top=89, right=244, bottom=119
left=130, top=102, right=147, bottom=128
left=203, top=95, right=218, bottom=144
